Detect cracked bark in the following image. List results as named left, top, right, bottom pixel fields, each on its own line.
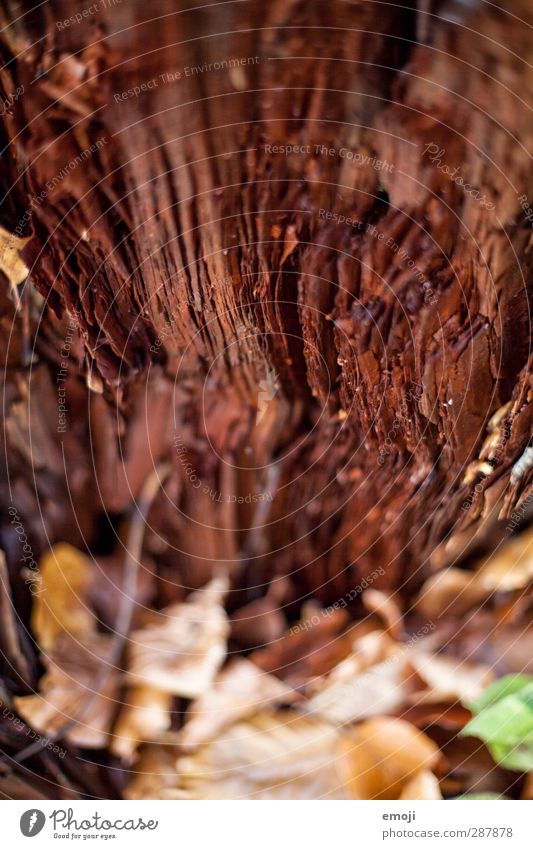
left=0, top=0, right=532, bottom=796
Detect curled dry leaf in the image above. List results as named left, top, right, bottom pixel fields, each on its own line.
left=15, top=633, right=118, bottom=749
left=410, top=652, right=494, bottom=705
left=398, top=701, right=473, bottom=731
left=111, top=687, right=172, bottom=760
left=230, top=595, right=287, bottom=648
left=362, top=588, right=403, bottom=638
left=251, top=607, right=352, bottom=685
left=32, top=543, right=95, bottom=651
left=416, top=568, right=487, bottom=618
left=123, top=746, right=180, bottom=800
left=126, top=576, right=229, bottom=699
left=474, top=530, right=533, bottom=591
left=338, top=717, right=440, bottom=800
left=179, top=659, right=297, bottom=750
left=399, top=770, right=442, bottom=800
left=306, top=630, right=416, bottom=724
left=305, top=629, right=394, bottom=698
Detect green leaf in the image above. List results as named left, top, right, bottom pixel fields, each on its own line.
left=468, top=675, right=533, bottom=714
left=458, top=793, right=507, bottom=800
left=461, top=680, right=533, bottom=772
left=487, top=739, right=533, bottom=772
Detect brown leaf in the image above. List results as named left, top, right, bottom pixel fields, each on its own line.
left=362, top=589, right=403, bottom=638
left=32, top=544, right=95, bottom=652
left=15, top=633, right=118, bottom=749
left=306, top=630, right=416, bottom=723
left=0, top=225, right=30, bottom=290
left=416, top=568, right=486, bottom=618
left=230, top=597, right=286, bottom=649
left=409, top=651, right=493, bottom=704
left=123, top=746, right=180, bottom=800
left=126, top=576, right=229, bottom=698
left=436, top=728, right=517, bottom=798
left=179, top=659, right=297, bottom=750
left=251, top=608, right=352, bottom=685
left=399, top=770, right=442, bottom=800
left=126, top=712, right=440, bottom=800
left=474, top=530, right=533, bottom=591
left=126, top=712, right=353, bottom=800
left=398, top=702, right=472, bottom=731
left=338, top=717, right=440, bottom=800
left=111, top=687, right=172, bottom=760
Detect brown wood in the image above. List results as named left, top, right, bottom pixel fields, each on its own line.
left=0, top=0, right=532, bottom=795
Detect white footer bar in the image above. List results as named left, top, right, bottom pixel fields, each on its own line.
left=3, top=800, right=531, bottom=848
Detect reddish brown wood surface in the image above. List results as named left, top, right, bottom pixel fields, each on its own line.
left=0, top=0, right=532, bottom=795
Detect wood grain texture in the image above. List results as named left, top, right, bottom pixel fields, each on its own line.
left=0, top=0, right=532, bottom=615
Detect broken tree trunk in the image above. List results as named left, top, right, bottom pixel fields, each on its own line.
left=0, top=0, right=532, bottom=795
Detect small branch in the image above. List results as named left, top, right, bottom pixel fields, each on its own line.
left=9, top=462, right=171, bottom=765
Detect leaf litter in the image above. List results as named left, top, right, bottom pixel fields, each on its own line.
left=10, top=522, right=533, bottom=799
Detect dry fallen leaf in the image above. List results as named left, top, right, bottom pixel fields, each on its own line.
left=230, top=594, right=287, bottom=648
left=410, top=651, right=494, bottom=704
left=123, top=746, right=180, bottom=800
left=474, top=530, right=533, bottom=591
left=362, top=589, right=403, bottom=638
left=179, top=659, right=297, bottom=750
left=0, top=225, right=30, bottom=291
left=126, top=575, right=229, bottom=699
left=126, top=711, right=440, bottom=800
left=126, top=711, right=352, bottom=800
left=399, top=701, right=472, bottom=731
left=399, top=770, right=442, bottom=800
left=111, top=687, right=172, bottom=760
left=251, top=607, right=352, bottom=685
left=416, top=567, right=486, bottom=618
left=306, top=630, right=416, bottom=723
left=15, top=633, right=118, bottom=748
left=338, top=717, right=440, bottom=800
left=305, top=629, right=394, bottom=696
left=32, top=543, right=96, bottom=651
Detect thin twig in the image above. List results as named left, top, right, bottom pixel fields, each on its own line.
left=10, top=462, right=171, bottom=765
